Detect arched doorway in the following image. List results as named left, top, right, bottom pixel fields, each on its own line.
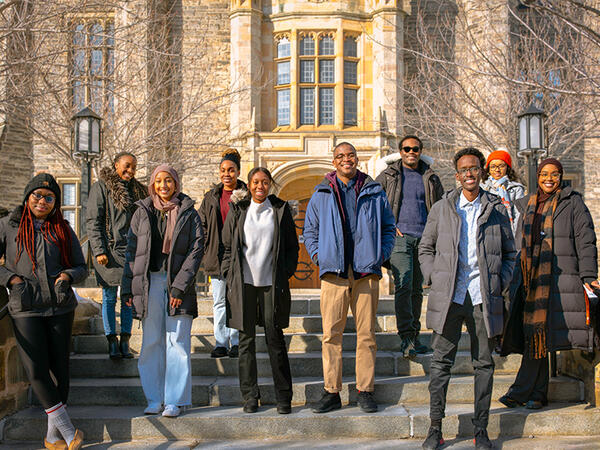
left=273, top=160, right=331, bottom=289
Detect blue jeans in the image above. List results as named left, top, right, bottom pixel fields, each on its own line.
left=101, top=285, right=133, bottom=335
left=138, top=272, right=193, bottom=407
left=212, top=277, right=239, bottom=348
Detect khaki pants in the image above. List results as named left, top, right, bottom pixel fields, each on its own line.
left=320, top=271, right=379, bottom=393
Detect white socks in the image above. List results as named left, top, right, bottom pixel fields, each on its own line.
left=45, top=403, right=75, bottom=445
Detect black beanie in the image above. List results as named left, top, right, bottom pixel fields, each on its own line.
left=23, top=173, right=61, bottom=205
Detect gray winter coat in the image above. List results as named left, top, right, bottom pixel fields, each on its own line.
left=121, top=194, right=204, bottom=319
left=419, top=189, right=516, bottom=338
left=481, top=178, right=526, bottom=237
left=0, top=206, right=88, bottom=318
left=503, top=187, right=597, bottom=353
left=375, top=157, right=444, bottom=221
left=86, top=167, right=147, bottom=287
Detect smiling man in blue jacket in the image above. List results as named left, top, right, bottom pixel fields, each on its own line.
left=303, top=142, right=396, bottom=414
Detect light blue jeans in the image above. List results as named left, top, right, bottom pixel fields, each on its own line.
left=212, top=277, right=239, bottom=348
left=101, top=285, right=133, bottom=335
left=138, top=272, right=193, bottom=407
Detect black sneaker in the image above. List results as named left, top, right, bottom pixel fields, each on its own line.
left=243, top=398, right=258, bottom=413
left=422, top=426, right=444, bottom=449
left=276, top=402, right=292, bottom=414
left=498, top=394, right=521, bottom=408
left=413, top=337, right=432, bottom=354
left=228, top=345, right=239, bottom=358
left=311, top=390, right=341, bottom=413
left=210, top=346, right=228, bottom=358
left=357, top=391, right=378, bottom=413
left=399, top=336, right=415, bottom=357
left=474, top=427, right=493, bottom=449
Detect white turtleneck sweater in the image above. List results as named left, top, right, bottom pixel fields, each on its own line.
left=242, top=198, right=275, bottom=287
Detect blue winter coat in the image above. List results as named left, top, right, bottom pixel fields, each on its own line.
left=303, top=172, right=396, bottom=278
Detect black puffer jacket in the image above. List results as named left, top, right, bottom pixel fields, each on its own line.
left=198, top=180, right=246, bottom=277
left=0, top=206, right=87, bottom=318
left=221, top=194, right=299, bottom=332
left=121, top=194, right=204, bottom=319
left=86, top=167, right=147, bottom=287
left=502, top=187, right=598, bottom=354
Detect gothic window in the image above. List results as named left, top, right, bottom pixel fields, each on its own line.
left=277, top=89, right=290, bottom=126
left=275, top=36, right=291, bottom=125
left=71, top=20, right=114, bottom=118
left=343, top=36, right=359, bottom=126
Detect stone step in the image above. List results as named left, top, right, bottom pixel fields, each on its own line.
left=89, top=314, right=408, bottom=335
left=69, top=352, right=523, bottom=378
left=60, top=375, right=582, bottom=407
left=4, top=403, right=597, bottom=442
left=73, top=331, right=470, bottom=354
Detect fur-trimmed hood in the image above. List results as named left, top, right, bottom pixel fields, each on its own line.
left=99, top=167, right=147, bottom=210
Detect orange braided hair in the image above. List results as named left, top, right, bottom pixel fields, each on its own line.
left=16, top=206, right=73, bottom=271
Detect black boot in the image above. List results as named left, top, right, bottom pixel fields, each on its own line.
left=120, top=333, right=134, bottom=359
left=107, top=334, right=121, bottom=359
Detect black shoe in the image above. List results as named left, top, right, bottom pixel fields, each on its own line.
left=119, top=333, right=134, bottom=359
left=276, top=402, right=292, bottom=414
left=107, top=334, right=121, bottom=360
left=422, top=426, right=444, bottom=449
left=211, top=346, right=228, bottom=358
left=243, top=398, right=258, bottom=413
left=413, top=338, right=432, bottom=354
left=228, top=345, right=239, bottom=358
left=498, top=394, right=521, bottom=408
left=474, top=427, right=493, bottom=449
left=311, top=390, right=341, bottom=413
left=525, top=399, right=544, bottom=410
left=357, top=391, right=378, bottom=413
left=399, top=336, right=415, bottom=357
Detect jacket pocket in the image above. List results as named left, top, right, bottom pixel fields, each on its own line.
left=54, top=279, right=76, bottom=308
left=8, top=281, right=33, bottom=313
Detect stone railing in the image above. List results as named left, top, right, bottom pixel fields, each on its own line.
left=559, top=350, right=600, bottom=407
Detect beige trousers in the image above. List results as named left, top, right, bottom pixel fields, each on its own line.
left=320, top=271, right=379, bottom=393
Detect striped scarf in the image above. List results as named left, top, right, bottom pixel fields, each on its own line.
left=520, top=190, right=560, bottom=359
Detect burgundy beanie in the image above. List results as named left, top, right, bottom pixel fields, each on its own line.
left=537, top=158, right=563, bottom=176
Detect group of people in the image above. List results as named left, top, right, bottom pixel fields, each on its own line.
left=0, top=135, right=597, bottom=450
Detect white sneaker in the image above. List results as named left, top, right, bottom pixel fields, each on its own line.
left=144, top=403, right=163, bottom=415
left=162, top=404, right=181, bottom=417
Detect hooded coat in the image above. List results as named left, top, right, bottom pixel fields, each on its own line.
left=0, top=206, right=87, bottom=318
left=121, top=193, right=204, bottom=319
left=418, top=188, right=516, bottom=338
left=221, top=193, right=299, bottom=332
left=198, top=180, right=247, bottom=277
left=86, top=167, right=147, bottom=287
left=501, top=187, right=598, bottom=354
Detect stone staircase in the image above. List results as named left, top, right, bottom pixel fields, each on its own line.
left=2, top=292, right=598, bottom=444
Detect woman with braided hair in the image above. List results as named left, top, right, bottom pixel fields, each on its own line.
left=500, top=158, right=599, bottom=410
left=0, top=173, right=87, bottom=450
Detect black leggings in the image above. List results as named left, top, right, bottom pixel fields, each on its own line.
left=11, top=312, right=74, bottom=409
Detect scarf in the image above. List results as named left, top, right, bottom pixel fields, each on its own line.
left=520, top=188, right=560, bottom=359
left=149, top=164, right=181, bottom=254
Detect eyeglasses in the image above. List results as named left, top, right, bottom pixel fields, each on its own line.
left=30, top=192, right=56, bottom=204
left=457, top=166, right=482, bottom=176
left=402, top=146, right=421, bottom=153
left=488, top=163, right=507, bottom=171
left=539, top=172, right=561, bottom=180
left=334, top=152, right=357, bottom=161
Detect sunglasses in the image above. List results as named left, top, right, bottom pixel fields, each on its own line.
left=402, top=146, right=421, bottom=153
left=31, top=192, right=56, bottom=204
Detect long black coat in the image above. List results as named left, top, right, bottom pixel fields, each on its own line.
left=86, top=167, right=147, bottom=287
left=221, top=194, right=299, bottom=332
left=502, top=187, right=598, bottom=354
left=198, top=180, right=246, bottom=277
left=121, top=194, right=204, bottom=319
left=0, top=206, right=87, bottom=318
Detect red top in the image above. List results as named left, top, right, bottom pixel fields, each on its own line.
left=220, top=188, right=234, bottom=226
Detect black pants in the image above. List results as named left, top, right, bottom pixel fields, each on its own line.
left=238, top=284, right=292, bottom=404
left=429, top=295, right=495, bottom=429
left=11, top=312, right=74, bottom=409
left=507, top=354, right=549, bottom=404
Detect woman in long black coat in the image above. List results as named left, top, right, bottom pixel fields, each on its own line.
left=221, top=167, right=299, bottom=414
left=500, top=158, right=599, bottom=409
